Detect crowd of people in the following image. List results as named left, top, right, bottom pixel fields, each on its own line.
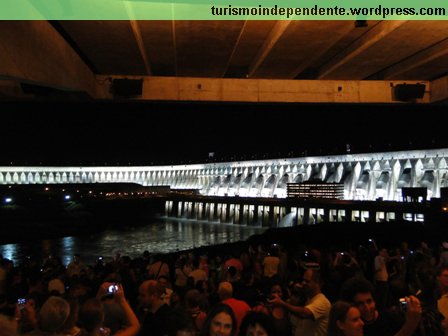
left=1, top=235, right=448, bottom=336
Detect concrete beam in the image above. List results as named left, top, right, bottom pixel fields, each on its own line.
left=317, top=21, right=407, bottom=79
left=377, top=38, right=448, bottom=80
left=101, top=75, right=431, bottom=103
left=224, top=20, right=248, bottom=78
left=247, top=20, right=292, bottom=78
left=431, top=75, right=448, bottom=103
left=0, top=21, right=110, bottom=98
left=129, top=20, right=152, bottom=75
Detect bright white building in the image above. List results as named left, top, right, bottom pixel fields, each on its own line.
left=1, top=148, right=448, bottom=201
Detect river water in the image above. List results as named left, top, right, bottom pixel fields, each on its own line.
left=0, top=218, right=267, bottom=266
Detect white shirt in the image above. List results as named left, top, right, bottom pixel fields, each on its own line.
left=294, top=293, right=330, bottom=336
left=374, top=255, right=388, bottom=282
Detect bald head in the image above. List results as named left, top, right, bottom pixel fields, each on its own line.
left=218, top=281, right=233, bottom=300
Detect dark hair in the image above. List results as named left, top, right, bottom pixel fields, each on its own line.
left=78, top=298, right=103, bottom=332
left=200, top=304, right=237, bottom=336
left=239, top=311, right=275, bottom=336
left=328, top=301, right=359, bottom=336
left=185, top=289, right=201, bottom=308
left=228, top=266, right=237, bottom=277
left=340, top=278, right=375, bottom=303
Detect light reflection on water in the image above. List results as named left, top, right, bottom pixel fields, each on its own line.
left=0, top=219, right=266, bottom=266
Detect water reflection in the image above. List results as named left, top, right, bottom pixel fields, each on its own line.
left=0, top=219, right=266, bottom=266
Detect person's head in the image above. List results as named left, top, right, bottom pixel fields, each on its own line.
left=239, top=311, right=275, bottom=336
left=158, top=275, right=170, bottom=291
left=185, top=289, right=201, bottom=309
left=218, top=282, right=233, bottom=300
left=378, top=248, right=388, bottom=258
left=78, top=298, right=104, bottom=333
left=340, top=278, right=377, bottom=324
left=73, top=254, right=80, bottom=264
left=38, top=296, right=71, bottom=333
left=60, top=297, right=80, bottom=333
left=201, top=304, right=237, bottom=336
left=227, top=266, right=237, bottom=279
left=302, top=268, right=322, bottom=297
left=78, top=298, right=103, bottom=333
left=328, top=301, right=364, bottom=336
left=437, top=266, right=448, bottom=292
left=139, top=280, right=163, bottom=308
left=270, top=284, right=283, bottom=298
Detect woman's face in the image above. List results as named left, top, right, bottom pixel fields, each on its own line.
left=337, top=307, right=364, bottom=336
left=271, top=285, right=282, bottom=298
left=246, top=323, right=268, bottom=336
left=210, top=312, right=233, bottom=336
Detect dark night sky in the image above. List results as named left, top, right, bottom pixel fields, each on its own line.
left=2, top=100, right=448, bottom=166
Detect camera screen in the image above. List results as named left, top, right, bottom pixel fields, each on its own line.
left=108, top=284, right=118, bottom=293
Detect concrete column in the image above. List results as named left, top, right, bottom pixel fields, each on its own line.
left=303, top=207, right=310, bottom=225
left=225, top=203, right=231, bottom=223
left=268, top=205, right=274, bottom=227
left=180, top=201, right=186, bottom=217
left=201, top=202, right=207, bottom=220
left=190, top=202, right=196, bottom=219
left=253, top=205, right=259, bottom=225
left=213, top=202, right=219, bottom=221
left=238, top=204, right=244, bottom=224
left=345, top=209, right=352, bottom=223
left=171, top=200, right=179, bottom=217
left=369, top=210, right=375, bottom=223
left=321, top=208, right=330, bottom=223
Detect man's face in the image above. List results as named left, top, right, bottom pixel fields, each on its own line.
left=353, top=292, right=377, bottom=323
left=302, top=269, right=316, bottom=297
left=138, top=284, right=154, bottom=308
left=158, top=278, right=168, bottom=291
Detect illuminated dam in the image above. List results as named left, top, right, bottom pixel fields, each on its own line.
left=1, top=148, right=448, bottom=201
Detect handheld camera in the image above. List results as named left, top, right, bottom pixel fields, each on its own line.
left=108, top=284, right=118, bottom=294
left=18, top=298, right=26, bottom=310
left=399, top=298, right=408, bottom=311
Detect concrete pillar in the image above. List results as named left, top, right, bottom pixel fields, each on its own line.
left=303, top=206, right=310, bottom=225
left=225, top=203, right=231, bottom=223
left=345, top=209, right=352, bottom=223
left=171, top=200, right=179, bottom=217
left=322, top=208, right=329, bottom=223
left=213, top=202, right=219, bottom=221
left=190, top=202, right=196, bottom=218
left=268, top=205, right=274, bottom=227
left=238, top=204, right=245, bottom=224
left=201, top=202, right=207, bottom=220
left=253, top=205, right=259, bottom=225
left=369, top=210, right=375, bottom=223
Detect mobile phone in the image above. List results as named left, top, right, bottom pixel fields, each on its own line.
left=399, top=298, right=407, bottom=311
left=108, top=284, right=118, bottom=294
left=18, top=298, right=26, bottom=310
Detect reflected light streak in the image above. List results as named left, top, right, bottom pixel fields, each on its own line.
left=0, top=244, right=17, bottom=262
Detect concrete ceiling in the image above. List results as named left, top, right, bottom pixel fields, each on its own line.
left=56, top=20, right=448, bottom=80
left=1, top=20, right=448, bottom=102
